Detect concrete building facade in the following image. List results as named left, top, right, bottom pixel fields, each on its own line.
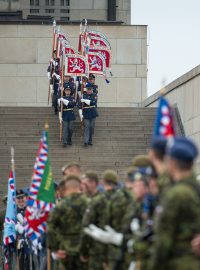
left=143, top=65, right=200, bottom=172
left=0, top=0, right=131, bottom=24
left=0, top=23, right=147, bottom=107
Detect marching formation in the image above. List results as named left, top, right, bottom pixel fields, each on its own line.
left=47, top=19, right=112, bottom=147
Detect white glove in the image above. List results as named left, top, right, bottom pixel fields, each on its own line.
left=47, top=72, right=51, bottom=79
left=81, top=99, right=91, bottom=106
left=61, top=98, right=69, bottom=106
left=128, top=261, right=136, bottom=270
left=84, top=224, right=123, bottom=246
left=59, top=112, right=62, bottom=123
left=52, top=73, right=60, bottom=81
left=17, top=213, right=24, bottom=225
left=127, top=239, right=135, bottom=253
left=15, top=222, right=24, bottom=234
left=104, top=225, right=123, bottom=246
left=50, top=84, right=53, bottom=95
left=78, top=109, right=83, bottom=121
left=51, top=252, right=59, bottom=261
left=130, top=218, right=140, bottom=233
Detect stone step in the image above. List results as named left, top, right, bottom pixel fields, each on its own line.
left=0, top=106, right=161, bottom=195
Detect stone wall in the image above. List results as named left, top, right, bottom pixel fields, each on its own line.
left=0, top=23, right=147, bottom=107
left=0, top=0, right=131, bottom=24
left=143, top=65, right=200, bottom=172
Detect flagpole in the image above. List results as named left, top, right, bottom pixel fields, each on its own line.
left=59, top=43, right=65, bottom=142
left=48, top=19, right=56, bottom=105
left=11, top=146, right=19, bottom=270
left=47, top=249, right=51, bottom=270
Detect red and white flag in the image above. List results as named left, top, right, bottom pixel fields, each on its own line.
left=65, top=54, right=89, bottom=77
left=88, top=52, right=106, bottom=76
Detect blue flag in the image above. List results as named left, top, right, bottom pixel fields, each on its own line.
left=154, top=96, right=175, bottom=138
left=3, top=170, right=16, bottom=267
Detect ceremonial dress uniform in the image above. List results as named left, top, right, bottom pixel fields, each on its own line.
left=81, top=89, right=98, bottom=146
left=47, top=57, right=60, bottom=114
left=59, top=93, right=76, bottom=146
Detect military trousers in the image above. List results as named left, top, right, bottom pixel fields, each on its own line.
left=84, top=118, right=96, bottom=144
left=62, top=121, right=74, bottom=144
left=52, top=94, right=58, bottom=113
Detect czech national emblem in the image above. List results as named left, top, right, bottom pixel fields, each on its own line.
left=90, top=36, right=111, bottom=50
left=88, top=52, right=106, bottom=76
left=65, top=54, right=89, bottom=76
left=89, top=47, right=111, bottom=69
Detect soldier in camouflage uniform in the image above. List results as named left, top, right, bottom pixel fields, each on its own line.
left=150, top=137, right=200, bottom=270
left=80, top=171, right=106, bottom=270
left=81, top=170, right=120, bottom=270
left=84, top=156, right=157, bottom=270
left=47, top=174, right=89, bottom=270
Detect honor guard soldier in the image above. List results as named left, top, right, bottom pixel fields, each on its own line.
left=47, top=50, right=61, bottom=114
left=15, top=190, right=31, bottom=270
left=58, top=87, right=76, bottom=147
left=88, top=74, right=98, bottom=95
left=81, top=85, right=98, bottom=147
left=63, top=75, right=76, bottom=97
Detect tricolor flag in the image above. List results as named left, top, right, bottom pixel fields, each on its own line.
left=3, top=170, right=16, bottom=268
left=25, top=130, right=55, bottom=253
left=154, top=96, right=176, bottom=138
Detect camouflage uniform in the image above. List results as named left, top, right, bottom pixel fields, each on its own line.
left=81, top=190, right=116, bottom=270
left=47, top=193, right=89, bottom=270
left=107, top=188, right=136, bottom=270
left=149, top=174, right=200, bottom=270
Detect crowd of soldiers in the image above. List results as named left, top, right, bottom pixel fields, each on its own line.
left=48, top=51, right=98, bottom=147
left=2, top=135, right=200, bottom=269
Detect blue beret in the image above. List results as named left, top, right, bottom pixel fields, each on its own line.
left=168, top=137, right=198, bottom=162
left=151, top=136, right=167, bottom=155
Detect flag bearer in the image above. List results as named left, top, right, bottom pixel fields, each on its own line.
left=58, top=87, right=76, bottom=147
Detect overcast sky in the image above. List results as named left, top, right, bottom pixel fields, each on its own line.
left=131, top=0, right=200, bottom=96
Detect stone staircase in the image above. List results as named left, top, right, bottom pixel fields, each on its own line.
left=0, top=107, right=158, bottom=196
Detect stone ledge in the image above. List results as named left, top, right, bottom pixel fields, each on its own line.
left=142, top=65, right=200, bottom=107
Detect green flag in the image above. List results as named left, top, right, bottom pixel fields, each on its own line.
left=37, top=132, right=55, bottom=204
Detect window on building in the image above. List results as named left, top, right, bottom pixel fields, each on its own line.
left=30, top=0, right=39, bottom=5
left=45, top=0, right=49, bottom=5
left=61, top=9, right=69, bottom=13
left=45, top=9, right=54, bottom=13
left=30, top=9, right=39, bottom=13
left=60, top=0, right=70, bottom=6
left=50, top=0, right=55, bottom=5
